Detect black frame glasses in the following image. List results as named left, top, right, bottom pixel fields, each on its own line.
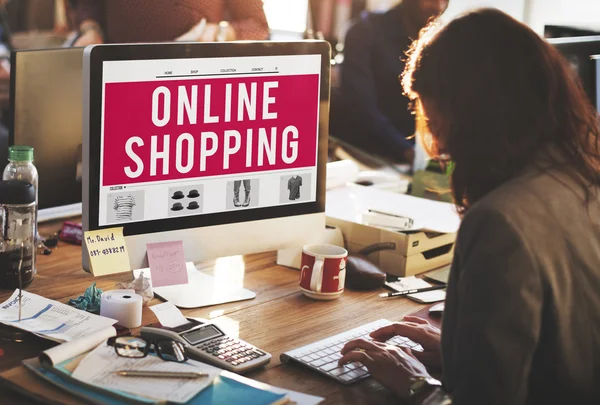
left=107, top=336, right=188, bottom=363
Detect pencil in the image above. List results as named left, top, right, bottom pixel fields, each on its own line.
left=114, top=370, right=209, bottom=379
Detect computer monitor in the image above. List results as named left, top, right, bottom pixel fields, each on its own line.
left=9, top=47, right=84, bottom=221
left=545, top=25, right=600, bottom=39
left=82, top=42, right=329, bottom=283
left=548, top=35, right=600, bottom=108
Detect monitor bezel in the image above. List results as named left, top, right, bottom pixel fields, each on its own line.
left=84, top=41, right=330, bottom=236
left=548, top=35, right=600, bottom=108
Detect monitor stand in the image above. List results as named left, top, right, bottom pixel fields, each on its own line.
left=132, top=262, right=255, bottom=309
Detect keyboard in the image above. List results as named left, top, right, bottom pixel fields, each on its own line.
left=280, top=319, right=423, bottom=385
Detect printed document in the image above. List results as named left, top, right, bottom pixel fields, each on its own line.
left=72, top=344, right=219, bottom=403
left=0, top=289, right=117, bottom=343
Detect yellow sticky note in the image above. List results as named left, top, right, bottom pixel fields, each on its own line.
left=84, top=227, right=131, bottom=276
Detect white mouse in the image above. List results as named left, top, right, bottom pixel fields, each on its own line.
left=429, top=302, right=445, bottom=315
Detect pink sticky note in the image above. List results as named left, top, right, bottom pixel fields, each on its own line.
left=146, top=241, right=189, bottom=287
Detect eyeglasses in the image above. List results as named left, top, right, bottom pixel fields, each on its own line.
left=107, top=336, right=188, bottom=363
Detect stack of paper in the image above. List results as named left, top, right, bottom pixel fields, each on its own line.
left=19, top=303, right=323, bottom=405
left=71, top=344, right=220, bottom=403
left=0, top=289, right=117, bottom=343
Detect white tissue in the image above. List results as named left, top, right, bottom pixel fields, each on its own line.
left=115, top=271, right=153, bottom=304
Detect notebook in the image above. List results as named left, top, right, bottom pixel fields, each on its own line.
left=22, top=358, right=288, bottom=405
left=407, top=290, right=446, bottom=304
left=384, top=276, right=432, bottom=293
left=423, top=266, right=451, bottom=284
left=12, top=326, right=289, bottom=405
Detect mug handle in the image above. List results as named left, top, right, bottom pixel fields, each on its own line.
left=310, top=257, right=324, bottom=293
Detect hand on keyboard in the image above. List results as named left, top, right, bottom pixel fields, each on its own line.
left=280, top=319, right=434, bottom=386
left=369, top=316, right=442, bottom=371
left=338, top=338, right=432, bottom=399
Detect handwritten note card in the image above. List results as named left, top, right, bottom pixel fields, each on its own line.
left=84, top=227, right=131, bottom=276
left=146, top=241, right=188, bottom=288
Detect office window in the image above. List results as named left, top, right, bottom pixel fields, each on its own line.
left=263, top=0, right=309, bottom=33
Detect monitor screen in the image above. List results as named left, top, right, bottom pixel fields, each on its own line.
left=10, top=48, right=84, bottom=212
left=549, top=36, right=600, bottom=108
left=97, top=53, right=321, bottom=227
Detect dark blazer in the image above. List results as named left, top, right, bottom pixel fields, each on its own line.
left=331, top=4, right=415, bottom=160
left=442, top=158, right=600, bottom=404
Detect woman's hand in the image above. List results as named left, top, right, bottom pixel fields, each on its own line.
left=339, top=338, right=431, bottom=399
left=371, top=316, right=443, bottom=371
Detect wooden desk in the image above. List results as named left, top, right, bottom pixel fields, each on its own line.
left=0, top=221, right=436, bottom=405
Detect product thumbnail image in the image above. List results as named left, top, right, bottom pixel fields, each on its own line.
left=114, top=194, right=136, bottom=221
left=233, top=180, right=251, bottom=207
left=288, top=175, right=303, bottom=200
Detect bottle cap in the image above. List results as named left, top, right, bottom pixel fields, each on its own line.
left=8, top=146, right=34, bottom=162
left=0, top=180, right=35, bottom=205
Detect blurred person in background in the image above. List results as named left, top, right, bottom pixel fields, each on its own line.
left=71, top=0, right=269, bottom=45
left=331, top=0, right=449, bottom=162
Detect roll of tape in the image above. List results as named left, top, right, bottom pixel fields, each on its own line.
left=100, top=289, right=143, bottom=328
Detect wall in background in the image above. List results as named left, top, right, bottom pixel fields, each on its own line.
left=364, top=0, right=525, bottom=20
left=443, top=0, right=600, bottom=34
left=365, top=0, right=600, bottom=35
left=263, top=0, right=309, bottom=33
left=525, top=0, right=600, bottom=34
left=366, top=0, right=400, bottom=12
left=443, top=0, right=525, bottom=21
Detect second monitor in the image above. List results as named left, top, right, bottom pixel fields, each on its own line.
left=549, top=35, right=600, bottom=108
left=10, top=47, right=85, bottom=220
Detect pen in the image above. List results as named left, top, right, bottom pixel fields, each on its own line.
left=368, top=209, right=411, bottom=219
left=114, top=370, right=209, bottom=379
left=379, top=285, right=446, bottom=298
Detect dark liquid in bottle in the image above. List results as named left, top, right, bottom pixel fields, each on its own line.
left=0, top=246, right=34, bottom=289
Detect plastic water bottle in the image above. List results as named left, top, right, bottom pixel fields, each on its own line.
left=3, top=145, right=38, bottom=230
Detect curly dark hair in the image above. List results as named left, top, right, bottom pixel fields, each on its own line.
left=402, top=8, right=600, bottom=213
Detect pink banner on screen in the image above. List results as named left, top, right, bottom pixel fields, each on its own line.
left=102, top=74, right=320, bottom=186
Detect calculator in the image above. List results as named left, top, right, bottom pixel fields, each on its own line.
left=140, top=318, right=271, bottom=373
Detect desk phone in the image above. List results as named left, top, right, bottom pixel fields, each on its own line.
left=141, top=318, right=271, bottom=373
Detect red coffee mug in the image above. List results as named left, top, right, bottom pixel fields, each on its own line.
left=300, top=244, right=348, bottom=300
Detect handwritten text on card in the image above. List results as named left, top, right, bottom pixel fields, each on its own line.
left=146, top=241, right=189, bottom=287
left=84, top=227, right=131, bottom=276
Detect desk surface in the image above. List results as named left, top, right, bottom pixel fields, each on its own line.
left=0, top=220, right=436, bottom=405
